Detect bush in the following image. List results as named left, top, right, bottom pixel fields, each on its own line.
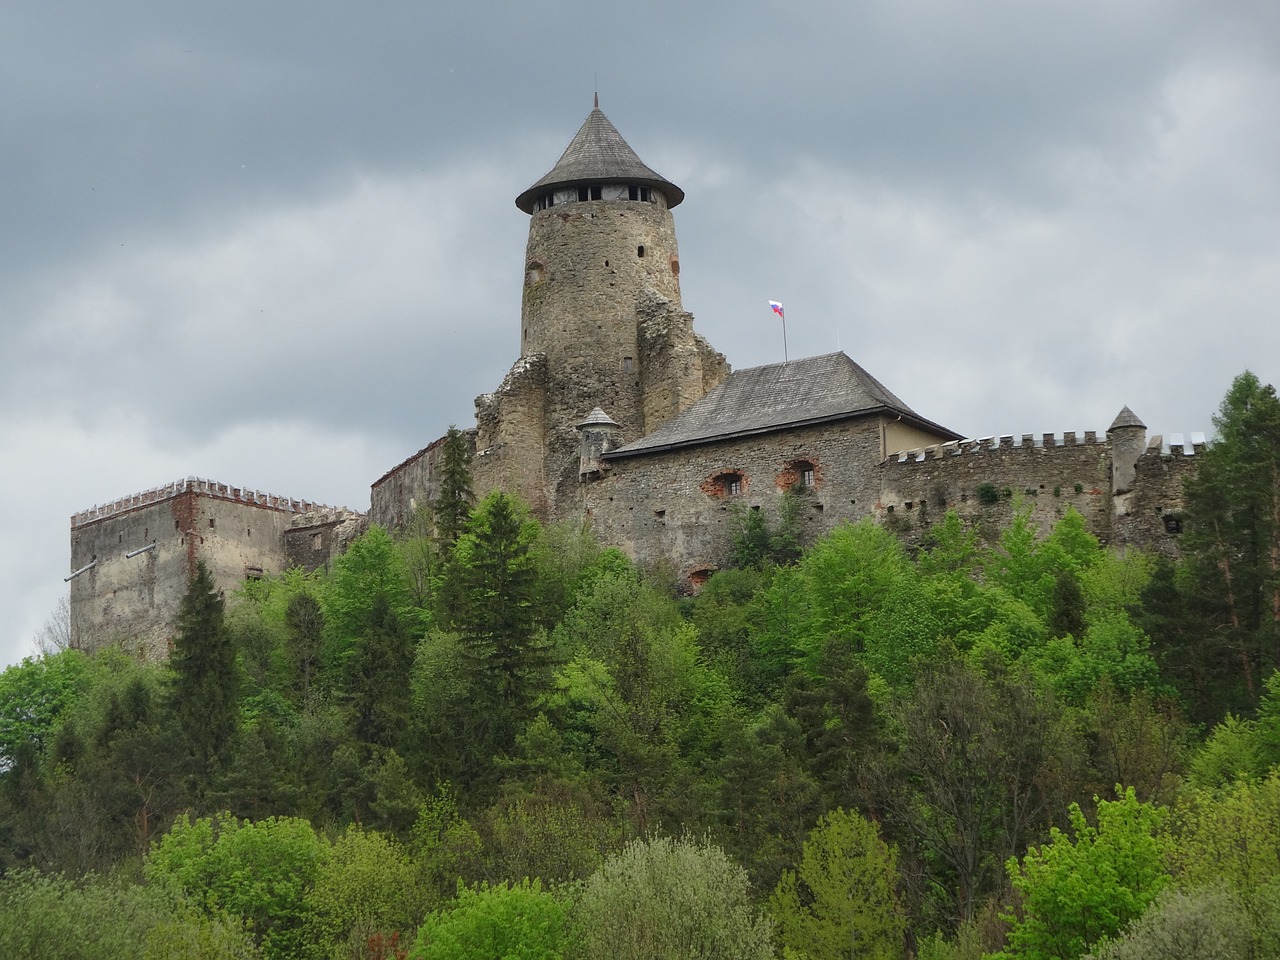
left=573, top=836, right=774, bottom=960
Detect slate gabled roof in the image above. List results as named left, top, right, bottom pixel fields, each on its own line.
left=515, top=104, right=684, bottom=213
left=607, top=352, right=961, bottom=458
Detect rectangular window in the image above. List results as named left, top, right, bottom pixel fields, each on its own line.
left=311, top=532, right=323, bottom=551
left=800, top=468, right=815, bottom=487
left=622, top=356, right=634, bottom=374
left=727, top=478, right=742, bottom=496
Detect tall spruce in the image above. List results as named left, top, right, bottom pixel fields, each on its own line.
left=166, top=560, right=239, bottom=784
left=432, top=425, right=475, bottom=546
left=1181, top=371, right=1280, bottom=704
left=447, top=492, right=549, bottom=773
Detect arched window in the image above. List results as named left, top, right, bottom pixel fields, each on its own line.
left=782, top=459, right=817, bottom=490
left=714, top=471, right=744, bottom=497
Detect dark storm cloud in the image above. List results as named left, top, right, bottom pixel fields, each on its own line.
left=4, top=1, right=1280, bottom=665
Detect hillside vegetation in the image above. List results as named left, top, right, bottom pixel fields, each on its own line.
left=3, top=378, right=1280, bottom=960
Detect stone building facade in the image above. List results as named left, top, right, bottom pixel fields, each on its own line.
left=71, top=102, right=1205, bottom=652
left=69, top=479, right=362, bottom=658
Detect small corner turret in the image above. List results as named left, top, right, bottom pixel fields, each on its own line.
left=1107, top=405, right=1147, bottom=495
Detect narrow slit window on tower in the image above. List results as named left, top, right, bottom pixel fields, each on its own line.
left=637, top=245, right=645, bottom=258
left=622, top=356, right=634, bottom=374
left=640, top=186, right=651, bottom=202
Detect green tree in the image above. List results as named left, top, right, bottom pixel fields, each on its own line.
left=998, top=788, right=1169, bottom=960
left=874, top=657, right=1082, bottom=928
left=1085, top=883, right=1280, bottom=960
left=431, top=425, right=474, bottom=547
left=1180, top=371, right=1280, bottom=704
left=411, top=879, right=569, bottom=960
left=0, top=650, right=91, bottom=770
left=303, top=826, right=423, bottom=960
left=447, top=493, right=551, bottom=775
left=769, top=808, right=905, bottom=960
left=0, top=868, right=259, bottom=960
left=145, top=812, right=328, bottom=960
left=572, top=835, right=775, bottom=960
left=166, top=561, right=240, bottom=785
left=1168, top=771, right=1280, bottom=909
left=322, top=526, right=416, bottom=666
left=342, top=596, right=414, bottom=751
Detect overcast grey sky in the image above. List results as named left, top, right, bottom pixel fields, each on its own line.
left=4, top=1, right=1279, bottom=667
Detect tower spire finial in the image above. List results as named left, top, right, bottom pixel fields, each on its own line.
left=594, top=90, right=599, bottom=110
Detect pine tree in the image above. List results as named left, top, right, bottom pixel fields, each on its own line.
left=1181, top=371, right=1280, bottom=705
left=432, top=425, right=474, bottom=546
left=447, top=492, right=550, bottom=773
left=166, top=560, right=239, bottom=785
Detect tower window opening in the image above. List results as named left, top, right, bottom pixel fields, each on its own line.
left=628, top=185, right=638, bottom=201
left=637, top=245, right=645, bottom=258
left=622, top=356, right=634, bottom=374
left=641, top=186, right=651, bottom=202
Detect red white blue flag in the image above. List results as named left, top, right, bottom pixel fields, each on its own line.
left=768, top=300, right=785, bottom=320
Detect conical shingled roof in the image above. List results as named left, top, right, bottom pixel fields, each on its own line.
left=607, top=352, right=962, bottom=458
left=1108, top=405, right=1146, bottom=431
left=515, top=104, right=684, bottom=213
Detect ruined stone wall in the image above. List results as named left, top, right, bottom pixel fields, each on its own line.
left=371, top=434, right=448, bottom=531
left=474, top=354, right=551, bottom=515
left=284, top=509, right=369, bottom=573
left=878, top=433, right=1114, bottom=545
left=1112, top=436, right=1202, bottom=555
left=587, top=417, right=888, bottom=580
left=70, top=479, right=347, bottom=658
left=638, top=292, right=729, bottom=435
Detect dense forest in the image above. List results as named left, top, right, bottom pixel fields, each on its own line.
left=3, top=372, right=1280, bottom=960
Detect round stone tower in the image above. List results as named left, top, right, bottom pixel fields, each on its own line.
left=514, top=98, right=684, bottom=441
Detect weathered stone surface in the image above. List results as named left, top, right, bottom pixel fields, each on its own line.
left=70, top=480, right=356, bottom=658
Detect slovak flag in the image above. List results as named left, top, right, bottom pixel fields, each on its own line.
left=768, top=300, right=785, bottom=320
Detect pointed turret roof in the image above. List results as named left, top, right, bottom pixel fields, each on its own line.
left=515, top=101, right=684, bottom=213
left=1108, top=405, right=1146, bottom=431
left=606, top=352, right=961, bottom=458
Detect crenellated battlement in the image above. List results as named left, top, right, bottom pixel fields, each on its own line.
left=892, top=430, right=1107, bottom=464
left=71, top=477, right=351, bottom=529
left=889, top=429, right=1206, bottom=466
left=1146, top=432, right=1208, bottom=457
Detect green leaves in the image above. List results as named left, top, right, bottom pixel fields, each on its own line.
left=769, top=808, right=905, bottom=960
left=1000, top=788, right=1169, bottom=960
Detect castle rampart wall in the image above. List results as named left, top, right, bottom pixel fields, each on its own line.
left=370, top=434, right=449, bottom=531
left=878, top=432, right=1113, bottom=543
left=1111, top=434, right=1203, bottom=555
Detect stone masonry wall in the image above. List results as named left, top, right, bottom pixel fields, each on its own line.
left=587, top=421, right=1205, bottom=582
left=284, top=509, right=369, bottom=573
left=1112, top=436, right=1201, bottom=555
left=879, top=433, right=1114, bottom=545
left=371, top=434, right=448, bottom=531
left=638, top=292, right=729, bottom=434
left=474, top=354, right=551, bottom=514
left=587, top=417, right=888, bottom=581
left=70, top=479, right=348, bottom=658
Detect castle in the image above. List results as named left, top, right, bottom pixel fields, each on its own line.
left=68, top=102, right=1203, bottom=657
